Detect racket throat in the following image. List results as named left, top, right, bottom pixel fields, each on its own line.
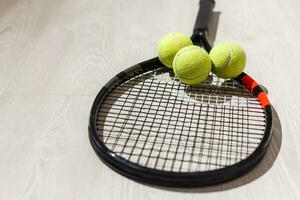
left=191, top=32, right=212, bottom=52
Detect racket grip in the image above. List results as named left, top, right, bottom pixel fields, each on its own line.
left=193, top=0, right=215, bottom=34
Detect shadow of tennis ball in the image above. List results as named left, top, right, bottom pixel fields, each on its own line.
left=184, top=78, right=230, bottom=105
left=184, top=77, right=254, bottom=105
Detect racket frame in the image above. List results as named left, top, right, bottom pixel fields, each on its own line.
left=88, top=0, right=273, bottom=187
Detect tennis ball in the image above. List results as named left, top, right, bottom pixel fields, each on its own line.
left=209, top=41, right=246, bottom=79
left=158, top=32, right=193, bottom=68
left=173, top=45, right=211, bottom=85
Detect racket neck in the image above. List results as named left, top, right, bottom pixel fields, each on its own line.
left=191, top=31, right=212, bottom=52
left=192, top=0, right=215, bottom=51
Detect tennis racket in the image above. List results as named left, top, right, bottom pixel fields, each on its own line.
left=89, top=0, right=273, bottom=187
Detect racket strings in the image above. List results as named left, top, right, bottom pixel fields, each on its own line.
left=96, top=67, right=266, bottom=172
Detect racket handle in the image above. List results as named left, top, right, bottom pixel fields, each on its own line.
left=193, top=0, right=215, bottom=34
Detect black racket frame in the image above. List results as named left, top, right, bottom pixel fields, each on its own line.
left=88, top=0, right=273, bottom=187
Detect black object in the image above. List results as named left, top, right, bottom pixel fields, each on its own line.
left=88, top=0, right=273, bottom=187
left=193, top=0, right=215, bottom=34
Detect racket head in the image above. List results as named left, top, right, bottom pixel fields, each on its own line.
left=89, top=57, right=273, bottom=187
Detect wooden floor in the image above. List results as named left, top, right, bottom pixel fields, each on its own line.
left=0, top=0, right=299, bottom=199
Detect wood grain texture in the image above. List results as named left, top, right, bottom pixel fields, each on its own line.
left=0, top=0, right=298, bottom=199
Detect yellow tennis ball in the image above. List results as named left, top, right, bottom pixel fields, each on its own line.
left=173, top=45, right=211, bottom=85
left=209, top=41, right=246, bottom=79
left=158, top=32, right=193, bottom=68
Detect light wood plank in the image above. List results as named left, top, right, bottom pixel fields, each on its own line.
left=0, top=0, right=299, bottom=199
